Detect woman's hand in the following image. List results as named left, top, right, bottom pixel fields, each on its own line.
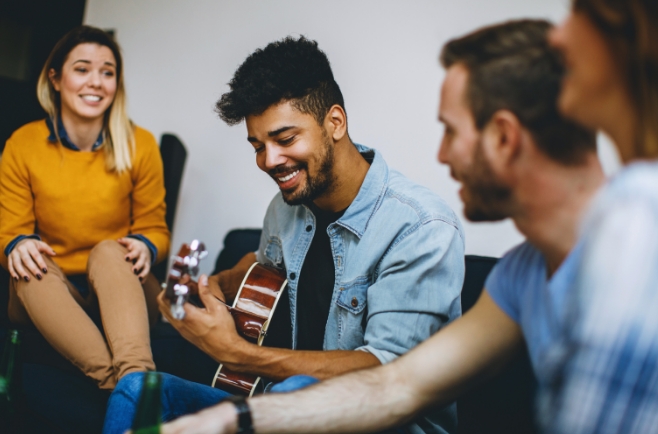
left=117, top=237, right=152, bottom=280
left=8, top=238, right=56, bottom=282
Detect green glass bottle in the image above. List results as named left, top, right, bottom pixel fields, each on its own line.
left=0, top=330, right=22, bottom=432
left=132, top=371, right=162, bottom=434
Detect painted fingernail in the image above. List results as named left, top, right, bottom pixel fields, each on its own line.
left=23, top=276, right=30, bottom=282
left=125, top=257, right=130, bottom=262
left=42, top=268, right=48, bottom=273
left=36, top=274, right=42, bottom=280
left=134, top=269, right=139, bottom=275
left=132, top=259, right=137, bottom=265
left=13, top=276, right=18, bottom=281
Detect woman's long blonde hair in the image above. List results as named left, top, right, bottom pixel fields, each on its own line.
left=574, top=0, right=658, bottom=159
left=36, top=25, right=134, bottom=173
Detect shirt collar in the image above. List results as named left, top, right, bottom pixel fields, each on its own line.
left=46, top=116, right=104, bottom=151
left=332, top=144, right=389, bottom=239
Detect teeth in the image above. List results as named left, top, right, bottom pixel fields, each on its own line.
left=278, top=170, right=299, bottom=182
left=82, top=95, right=101, bottom=102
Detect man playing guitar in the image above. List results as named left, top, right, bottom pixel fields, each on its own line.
left=103, top=36, right=464, bottom=434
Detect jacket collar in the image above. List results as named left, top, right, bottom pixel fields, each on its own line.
left=333, top=144, right=388, bottom=239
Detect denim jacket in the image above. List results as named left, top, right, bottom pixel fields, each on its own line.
left=256, top=145, right=464, bottom=434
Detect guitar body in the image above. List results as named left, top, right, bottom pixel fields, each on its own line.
left=212, top=262, right=288, bottom=396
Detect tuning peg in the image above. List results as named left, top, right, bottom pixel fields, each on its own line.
left=173, top=283, right=189, bottom=296
left=171, top=296, right=186, bottom=320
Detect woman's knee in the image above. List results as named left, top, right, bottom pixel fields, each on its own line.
left=10, top=255, right=65, bottom=300
left=89, top=240, right=125, bottom=263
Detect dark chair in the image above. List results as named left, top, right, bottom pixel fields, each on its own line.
left=152, top=133, right=188, bottom=282
left=212, top=228, right=262, bottom=274
left=457, top=255, right=537, bottom=434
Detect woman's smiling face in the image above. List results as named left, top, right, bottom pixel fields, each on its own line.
left=51, top=42, right=117, bottom=123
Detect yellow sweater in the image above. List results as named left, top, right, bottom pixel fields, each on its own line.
left=0, top=120, right=170, bottom=274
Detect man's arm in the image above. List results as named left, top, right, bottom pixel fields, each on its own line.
left=161, top=291, right=524, bottom=434
left=159, top=274, right=380, bottom=381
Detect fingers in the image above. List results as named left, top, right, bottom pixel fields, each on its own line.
left=133, top=253, right=148, bottom=279
left=197, top=275, right=213, bottom=307
left=11, top=251, right=32, bottom=281
left=119, top=238, right=151, bottom=279
left=121, top=238, right=139, bottom=264
left=207, top=274, right=226, bottom=302
left=8, top=239, right=54, bottom=281
left=198, top=275, right=223, bottom=314
left=27, top=243, right=49, bottom=275
left=137, top=262, right=151, bottom=280
left=116, top=237, right=131, bottom=248
left=15, top=245, right=43, bottom=280
left=157, top=290, right=173, bottom=320
left=7, top=256, right=18, bottom=281
left=36, top=241, right=56, bottom=256
left=157, top=290, right=194, bottom=324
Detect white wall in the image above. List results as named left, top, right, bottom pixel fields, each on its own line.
left=84, top=0, right=620, bottom=275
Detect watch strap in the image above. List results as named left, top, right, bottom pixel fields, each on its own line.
left=227, top=395, right=254, bottom=434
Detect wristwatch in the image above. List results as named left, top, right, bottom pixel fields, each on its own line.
left=227, top=395, right=254, bottom=434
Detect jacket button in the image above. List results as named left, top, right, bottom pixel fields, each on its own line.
left=351, top=297, right=358, bottom=307
left=339, top=287, right=345, bottom=291
left=306, top=225, right=312, bottom=232
left=289, top=272, right=296, bottom=280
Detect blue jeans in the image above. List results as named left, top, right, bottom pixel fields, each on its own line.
left=102, top=372, right=318, bottom=434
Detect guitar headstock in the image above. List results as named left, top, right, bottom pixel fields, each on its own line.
left=165, top=240, right=208, bottom=319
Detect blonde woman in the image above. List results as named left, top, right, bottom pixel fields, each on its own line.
left=544, top=1, right=658, bottom=432
left=0, top=26, right=169, bottom=390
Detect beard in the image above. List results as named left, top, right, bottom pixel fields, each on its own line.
left=270, top=131, right=336, bottom=206
left=460, top=140, right=512, bottom=222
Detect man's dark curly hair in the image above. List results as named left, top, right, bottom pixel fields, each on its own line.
left=441, top=19, right=596, bottom=165
left=216, top=36, right=345, bottom=126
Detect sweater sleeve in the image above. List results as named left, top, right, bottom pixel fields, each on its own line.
left=130, top=128, right=170, bottom=264
left=0, top=136, right=36, bottom=270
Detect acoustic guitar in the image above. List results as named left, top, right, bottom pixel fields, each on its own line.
left=164, top=241, right=289, bottom=396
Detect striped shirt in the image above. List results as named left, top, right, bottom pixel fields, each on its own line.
left=540, top=161, right=658, bottom=434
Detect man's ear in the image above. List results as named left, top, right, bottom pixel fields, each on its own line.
left=48, top=69, right=61, bottom=91
left=324, top=105, right=347, bottom=141
left=482, top=110, right=523, bottom=172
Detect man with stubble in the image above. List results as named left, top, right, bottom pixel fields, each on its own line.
left=104, top=36, right=464, bottom=434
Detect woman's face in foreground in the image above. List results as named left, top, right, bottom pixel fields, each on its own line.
left=549, top=11, right=628, bottom=133
left=50, top=42, right=117, bottom=124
